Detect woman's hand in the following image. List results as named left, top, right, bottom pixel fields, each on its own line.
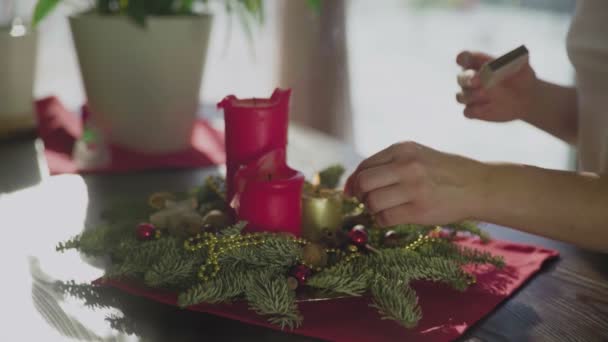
left=344, top=141, right=488, bottom=227
left=456, top=50, right=538, bottom=122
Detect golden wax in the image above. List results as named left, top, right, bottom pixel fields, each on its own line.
left=301, top=192, right=343, bottom=242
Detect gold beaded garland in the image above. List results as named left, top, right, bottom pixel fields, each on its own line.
left=400, top=233, right=476, bottom=285
left=182, top=223, right=477, bottom=286
left=185, top=232, right=310, bottom=282
left=182, top=230, right=371, bottom=282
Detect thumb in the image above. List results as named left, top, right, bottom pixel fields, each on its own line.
left=456, top=51, right=494, bottom=70
left=343, top=174, right=354, bottom=196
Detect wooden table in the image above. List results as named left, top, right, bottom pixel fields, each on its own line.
left=1, top=126, right=607, bottom=342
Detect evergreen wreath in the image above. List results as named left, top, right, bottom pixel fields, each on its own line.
left=57, top=165, right=504, bottom=330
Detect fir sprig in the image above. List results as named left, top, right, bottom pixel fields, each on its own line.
left=318, top=164, right=346, bottom=189
left=370, top=277, right=421, bottom=329
left=245, top=271, right=302, bottom=330
left=360, top=248, right=471, bottom=290
left=178, top=270, right=251, bottom=306
left=219, top=235, right=301, bottom=269
left=307, top=264, right=371, bottom=296
left=218, top=221, right=247, bottom=237
left=55, top=167, right=505, bottom=330
left=446, top=221, right=491, bottom=242
left=417, top=239, right=504, bottom=268
left=56, top=236, right=81, bottom=253
left=144, top=249, right=198, bottom=288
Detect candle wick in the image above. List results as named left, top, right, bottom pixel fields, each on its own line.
left=267, top=173, right=272, bottom=181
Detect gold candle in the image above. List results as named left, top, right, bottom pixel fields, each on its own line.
left=301, top=191, right=343, bottom=242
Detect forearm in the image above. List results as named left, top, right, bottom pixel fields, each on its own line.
left=523, top=80, right=578, bottom=145
left=473, top=163, right=608, bottom=252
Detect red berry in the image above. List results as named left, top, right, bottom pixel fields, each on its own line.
left=137, top=223, right=156, bottom=241
left=383, top=230, right=400, bottom=247
left=348, top=224, right=369, bottom=247
left=289, top=265, right=312, bottom=285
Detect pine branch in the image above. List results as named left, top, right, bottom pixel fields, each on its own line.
left=73, top=226, right=112, bottom=256
left=178, top=271, right=249, bottom=306
left=144, top=249, right=198, bottom=288
left=404, top=257, right=471, bottom=291
left=52, top=174, right=506, bottom=331
left=245, top=271, right=302, bottom=330
left=106, top=314, right=137, bottom=336
left=63, top=222, right=138, bottom=258
left=363, top=249, right=471, bottom=291
left=417, top=239, right=504, bottom=268
left=56, top=235, right=81, bottom=253
left=130, top=237, right=179, bottom=265
left=218, top=221, right=247, bottom=237
left=105, top=261, right=140, bottom=280
left=370, top=276, right=421, bottom=329
left=107, top=237, right=182, bottom=279
left=77, top=225, right=123, bottom=256
left=384, top=224, right=436, bottom=241
left=458, top=245, right=505, bottom=268
left=307, top=266, right=370, bottom=296
left=445, top=221, right=490, bottom=242
left=218, top=234, right=301, bottom=269
left=55, top=280, right=110, bottom=310
left=318, top=164, right=345, bottom=189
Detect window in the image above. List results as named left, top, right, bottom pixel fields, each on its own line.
left=349, top=0, right=575, bottom=169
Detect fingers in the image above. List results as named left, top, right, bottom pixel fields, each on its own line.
left=456, top=51, right=494, bottom=70
left=365, top=184, right=411, bottom=214
left=456, top=68, right=489, bottom=110
left=350, top=164, right=401, bottom=200
left=345, top=141, right=426, bottom=200
left=375, top=204, right=418, bottom=227
left=457, top=69, right=480, bottom=88
left=356, top=144, right=396, bottom=172
left=344, top=144, right=401, bottom=196
left=456, top=88, right=489, bottom=105
left=463, top=103, right=492, bottom=119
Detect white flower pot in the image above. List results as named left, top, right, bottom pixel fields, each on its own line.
left=70, top=14, right=212, bottom=154
left=0, top=25, right=37, bottom=135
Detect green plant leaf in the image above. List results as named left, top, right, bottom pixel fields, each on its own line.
left=318, top=164, right=345, bottom=189
left=127, top=0, right=147, bottom=27
left=234, top=1, right=255, bottom=48
left=146, top=0, right=175, bottom=15
left=239, top=0, right=264, bottom=23
left=97, top=0, right=112, bottom=14
left=180, top=0, right=196, bottom=13
left=307, top=0, right=322, bottom=13
left=33, top=0, right=62, bottom=26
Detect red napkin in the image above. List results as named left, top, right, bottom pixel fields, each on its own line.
left=35, top=97, right=226, bottom=175
left=98, top=238, right=558, bottom=342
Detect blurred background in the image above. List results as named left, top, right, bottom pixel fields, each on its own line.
left=8, top=0, right=576, bottom=169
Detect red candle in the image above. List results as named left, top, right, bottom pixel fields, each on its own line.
left=231, top=148, right=305, bottom=236
left=218, top=88, right=292, bottom=202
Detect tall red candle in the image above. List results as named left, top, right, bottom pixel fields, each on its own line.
left=217, top=88, right=291, bottom=202
left=231, top=148, right=305, bottom=235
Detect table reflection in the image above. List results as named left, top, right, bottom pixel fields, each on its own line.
left=2, top=124, right=357, bottom=341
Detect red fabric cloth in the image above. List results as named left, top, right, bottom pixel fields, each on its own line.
left=97, top=238, right=558, bottom=342
left=35, top=97, right=226, bottom=175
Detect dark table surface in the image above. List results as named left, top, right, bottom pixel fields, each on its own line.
left=1, top=126, right=607, bottom=342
